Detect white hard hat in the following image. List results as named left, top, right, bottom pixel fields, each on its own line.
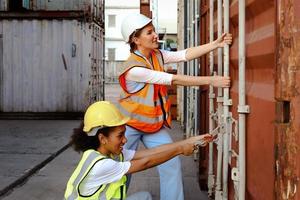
left=121, top=13, right=152, bottom=42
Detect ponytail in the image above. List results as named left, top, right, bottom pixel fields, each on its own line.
left=70, top=122, right=114, bottom=153
left=71, top=122, right=99, bottom=152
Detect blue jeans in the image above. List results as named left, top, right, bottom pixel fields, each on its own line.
left=125, top=126, right=184, bottom=200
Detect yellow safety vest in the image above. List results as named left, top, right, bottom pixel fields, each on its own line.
left=64, top=149, right=127, bottom=200
left=118, top=50, right=172, bottom=133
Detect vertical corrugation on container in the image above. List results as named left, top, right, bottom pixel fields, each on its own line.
left=0, top=0, right=103, bottom=24
left=230, top=1, right=276, bottom=199
left=196, top=0, right=277, bottom=199
left=0, top=0, right=87, bottom=11
left=198, top=0, right=210, bottom=189
left=0, top=33, right=3, bottom=111
left=90, top=23, right=104, bottom=102
left=179, top=0, right=300, bottom=199
left=0, top=0, right=8, bottom=11
left=32, top=0, right=88, bottom=11
left=30, top=0, right=104, bottom=22
left=275, top=0, right=300, bottom=199
left=0, top=19, right=104, bottom=112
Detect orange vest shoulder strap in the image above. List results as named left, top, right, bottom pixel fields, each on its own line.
left=119, top=53, right=151, bottom=93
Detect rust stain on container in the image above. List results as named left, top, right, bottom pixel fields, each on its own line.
left=275, top=0, right=300, bottom=199
left=227, top=0, right=276, bottom=199
left=181, top=0, right=300, bottom=198
left=199, top=0, right=300, bottom=198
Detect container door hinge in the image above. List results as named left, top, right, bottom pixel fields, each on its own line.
left=231, top=167, right=239, bottom=181
left=232, top=167, right=240, bottom=200
left=224, top=99, right=232, bottom=106
left=238, top=105, right=250, bottom=113
left=216, top=97, right=223, bottom=103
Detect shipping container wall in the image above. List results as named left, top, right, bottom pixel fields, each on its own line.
left=178, top=0, right=300, bottom=199
left=0, top=0, right=8, bottom=11
left=0, top=19, right=104, bottom=112
left=185, top=0, right=300, bottom=199
left=0, top=0, right=104, bottom=22
left=275, top=0, right=300, bottom=199
left=229, top=1, right=276, bottom=199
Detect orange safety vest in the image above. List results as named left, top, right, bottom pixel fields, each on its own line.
left=118, top=50, right=172, bottom=133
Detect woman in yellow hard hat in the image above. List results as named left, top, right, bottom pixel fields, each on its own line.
left=118, top=13, right=232, bottom=200
left=64, top=101, right=213, bottom=200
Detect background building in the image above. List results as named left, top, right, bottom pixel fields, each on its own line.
left=104, top=0, right=139, bottom=83
left=104, top=0, right=178, bottom=84
left=157, top=0, right=177, bottom=51
left=104, top=0, right=140, bottom=61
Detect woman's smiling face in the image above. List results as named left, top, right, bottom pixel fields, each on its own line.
left=134, top=23, right=159, bottom=51
left=103, top=125, right=127, bottom=155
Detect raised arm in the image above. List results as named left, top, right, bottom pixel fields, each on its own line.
left=185, top=33, right=232, bottom=61
left=126, top=134, right=213, bottom=174
left=172, top=74, right=230, bottom=88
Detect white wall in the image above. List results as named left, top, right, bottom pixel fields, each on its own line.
left=157, top=0, right=177, bottom=34
left=105, top=0, right=139, bottom=61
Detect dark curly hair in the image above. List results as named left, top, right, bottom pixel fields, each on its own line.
left=71, top=122, right=113, bottom=153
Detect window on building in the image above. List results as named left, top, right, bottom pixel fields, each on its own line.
left=108, top=48, right=116, bottom=61
left=108, top=15, right=116, bottom=28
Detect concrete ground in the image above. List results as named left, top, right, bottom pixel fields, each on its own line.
left=0, top=120, right=80, bottom=199
left=0, top=84, right=209, bottom=200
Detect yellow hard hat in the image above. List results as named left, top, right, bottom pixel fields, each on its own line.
left=83, top=101, right=129, bottom=136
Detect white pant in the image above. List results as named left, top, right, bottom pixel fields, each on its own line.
left=126, top=191, right=152, bottom=200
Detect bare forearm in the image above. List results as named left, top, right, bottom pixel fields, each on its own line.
left=185, top=42, right=218, bottom=61
left=133, top=141, right=183, bottom=160
left=143, top=146, right=182, bottom=168
left=185, top=33, right=232, bottom=61
left=127, top=146, right=182, bottom=174
left=127, top=135, right=214, bottom=174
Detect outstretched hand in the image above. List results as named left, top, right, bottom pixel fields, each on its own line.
left=181, top=134, right=214, bottom=156
left=210, top=75, right=231, bottom=88
left=214, top=33, right=232, bottom=48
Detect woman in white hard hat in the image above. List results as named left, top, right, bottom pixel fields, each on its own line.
left=64, top=101, right=213, bottom=200
left=118, top=13, right=232, bottom=200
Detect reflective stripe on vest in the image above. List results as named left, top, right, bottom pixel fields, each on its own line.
left=118, top=50, right=172, bottom=133
left=64, top=150, right=126, bottom=200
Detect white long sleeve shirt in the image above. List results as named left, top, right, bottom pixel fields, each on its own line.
left=125, top=50, right=187, bottom=93
left=79, top=149, right=135, bottom=196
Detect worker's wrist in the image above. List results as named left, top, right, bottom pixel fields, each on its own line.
left=173, top=142, right=183, bottom=155
left=211, top=41, right=219, bottom=49
left=206, top=76, right=213, bottom=85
